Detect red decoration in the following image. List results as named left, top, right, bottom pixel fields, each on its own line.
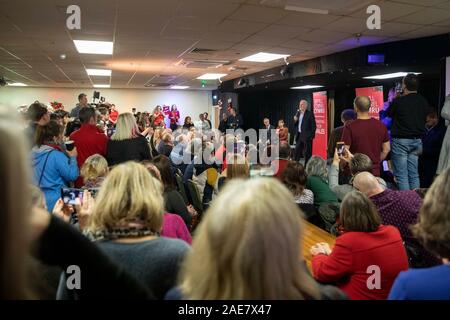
left=50, top=101, right=64, bottom=110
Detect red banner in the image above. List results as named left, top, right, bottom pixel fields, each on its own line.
left=355, top=86, right=383, bottom=120
left=312, top=91, right=328, bottom=160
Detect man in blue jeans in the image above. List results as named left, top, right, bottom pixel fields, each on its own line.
left=387, top=74, right=432, bottom=190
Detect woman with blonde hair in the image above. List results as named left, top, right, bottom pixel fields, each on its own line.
left=80, top=154, right=109, bottom=188
left=173, top=178, right=345, bottom=300
left=218, top=153, right=249, bottom=190
left=106, top=112, right=151, bottom=166
left=83, top=161, right=189, bottom=299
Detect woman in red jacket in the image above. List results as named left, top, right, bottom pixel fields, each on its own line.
left=310, top=191, right=409, bottom=300
left=277, top=119, right=289, bottom=144
left=152, top=105, right=165, bottom=128
left=169, top=105, right=180, bottom=131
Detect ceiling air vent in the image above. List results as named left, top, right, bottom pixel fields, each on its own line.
left=178, top=59, right=231, bottom=69
left=189, top=48, right=218, bottom=54
left=144, top=74, right=177, bottom=88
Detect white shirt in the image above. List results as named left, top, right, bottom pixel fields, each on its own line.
left=298, top=112, right=305, bottom=133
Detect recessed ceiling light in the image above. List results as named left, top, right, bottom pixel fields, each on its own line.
left=171, top=86, right=189, bottom=89
left=239, top=52, right=290, bottom=63
left=93, top=84, right=110, bottom=88
left=290, top=85, right=324, bottom=89
left=363, top=72, right=422, bottom=80
left=86, top=69, right=112, bottom=76
left=197, top=73, right=227, bottom=80
left=8, top=82, right=28, bottom=87
left=73, top=40, right=113, bottom=55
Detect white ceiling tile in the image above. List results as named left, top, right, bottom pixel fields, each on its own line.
left=215, top=19, right=268, bottom=34
left=255, top=25, right=312, bottom=39
left=394, top=0, right=450, bottom=6
left=279, top=39, right=325, bottom=50
left=229, top=5, right=288, bottom=23
left=320, top=17, right=367, bottom=33
left=349, top=1, right=423, bottom=21
left=363, top=22, right=422, bottom=37
left=395, top=8, right=450, bottom=25
left=277, top=12, right=342, bottom=28
left=398, top=25, right=450, bottom=38
left=298, top=29, right=352, bottom=44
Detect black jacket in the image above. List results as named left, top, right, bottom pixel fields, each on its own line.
left=106, top=135, right=151, bottom=166
left=294, top=110, right=316, bottom=141
left=227, top=114, right=244, bottom=130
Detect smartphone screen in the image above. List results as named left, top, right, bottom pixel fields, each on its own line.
left=337, top=142, right=345, bottom=156
left=61, top=188, right=83, bottom=205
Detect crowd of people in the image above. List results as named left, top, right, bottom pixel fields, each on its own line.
left=1, top=72, right=450, bottom=300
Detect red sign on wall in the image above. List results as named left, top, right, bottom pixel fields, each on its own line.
left=312, top=91, right=328, bottom=160
left=355, top=86, right=383, bottom=120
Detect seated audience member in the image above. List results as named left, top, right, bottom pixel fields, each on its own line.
left=215, top=134, right=235, bottom=172
left=170, top=134, right=189, bottom=172
left=182, top=138, right=203, bottom=183
left=143, top=162, right=192, bottom=245
left=342, top=96, right=390, bottom=177
left=306, top=156, right=340, bottom=230
left=193, top=142, right=220, bottom=206
left=1, top=107, right=151, bottom=300
left=182, top=116, right=194, bottom=130
left=31, top=121, right=79, bottom=211
left=277, top=119, right=289, bottom=144
left=311, top=191, right=409, bottom=300
left=157, top=132, right=174, bottom=157
left=282, top=161, right=314, bottom=205
left=272, top=142, right=291, bottom=179
left=218, top=154, right=250, bottom=190
left=80, top=154, right=109, bottom=188
left=419, top=110, right=446, bottom=188
left=389, top=168, right=450, bottom=300
left=327, top=109, right=356, bottom=160
left=70, top=107, right=108, bottom=187
left=305, top=156, right=338, bottom=206
left=151, top=155, right=195, bottom=228
left=171, top=178, right=346, bottom=300
left=25, top=102, right=50, bottom=148
left=81, top=162, right=189, bottom=299
left=353, top=172, right=440, bottom=267
left=329, top=149, right=387, bottom=201
left=106, top=113, right=151, bottom=166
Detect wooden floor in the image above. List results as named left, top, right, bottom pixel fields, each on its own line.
left=302, top=220, right=336, bottom=271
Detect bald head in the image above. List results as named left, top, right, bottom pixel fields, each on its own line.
left=354, top=96, right=371, bottom=113
left=353, top=172, right=383, bottom=197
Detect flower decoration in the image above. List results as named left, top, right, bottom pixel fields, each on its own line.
left=50, top=101, right=64, bottom=110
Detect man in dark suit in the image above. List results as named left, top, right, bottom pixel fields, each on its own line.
left=294, top=100, right=316, bottom=164
left=227, top=107, right=244, bottom=130
left=262, top=118, right=275, bottom=144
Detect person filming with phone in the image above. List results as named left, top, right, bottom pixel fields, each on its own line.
left=293, top=100, right=316, bottom=164
left=31, top=121, right=79, bottom=211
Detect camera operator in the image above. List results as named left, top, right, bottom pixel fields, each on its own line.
left=70, top=93, right=90, bottom=118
